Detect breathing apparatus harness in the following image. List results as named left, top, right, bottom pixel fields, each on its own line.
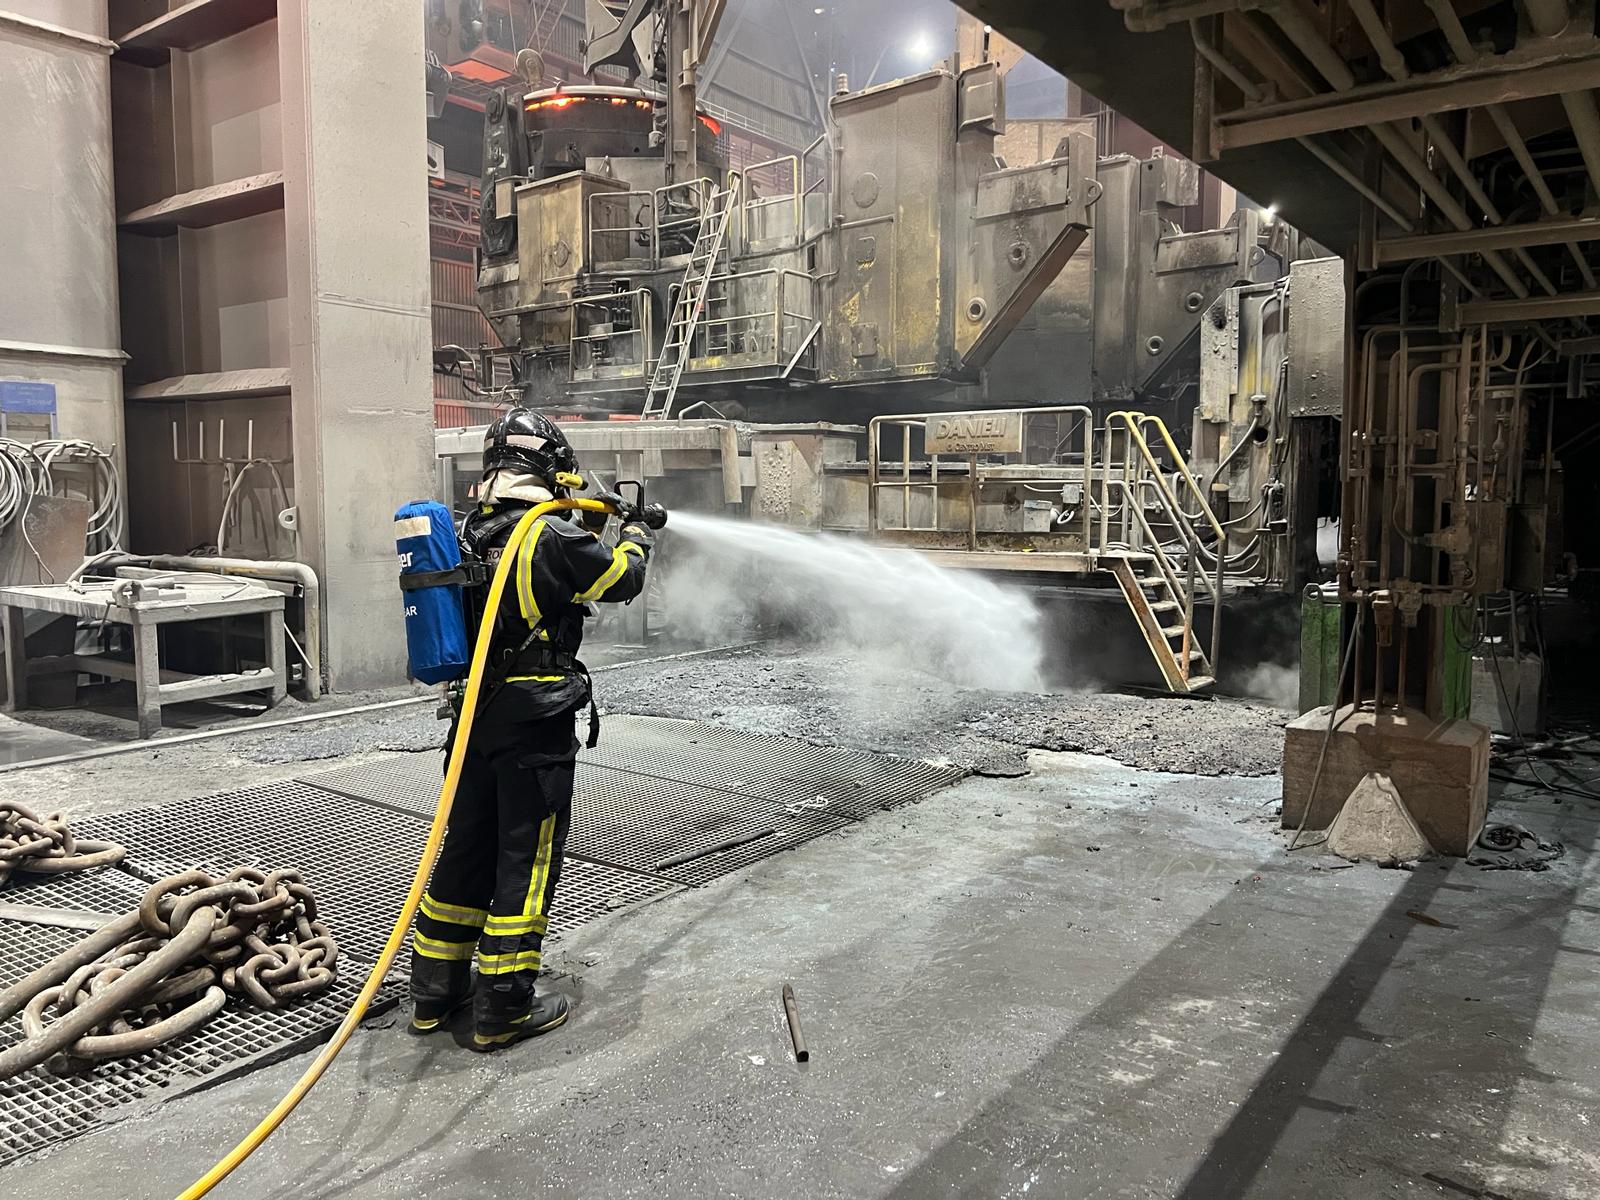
left=455, top=497, right=597, bottom=742
left=398, top=472, right=666, bottom=748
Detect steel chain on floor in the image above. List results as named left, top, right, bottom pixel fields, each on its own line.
left=0, top=867, right=339, bottom=1079
left=0, top=801, right=126, bottom=888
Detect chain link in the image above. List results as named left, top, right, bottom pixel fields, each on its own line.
left=0, top=867, right=340, bottom=1078
left=0, top=800, right=127, bottom=888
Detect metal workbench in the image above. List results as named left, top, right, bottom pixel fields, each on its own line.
left=0, top=578, right=287, bottom=738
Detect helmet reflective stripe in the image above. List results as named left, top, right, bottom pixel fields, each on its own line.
left=505, top=434, right=548, bottom=450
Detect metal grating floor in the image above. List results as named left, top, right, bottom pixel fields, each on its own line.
left=76, top=782, right=678, bottom=951
left=0, top=716, right=962, bottom=1166
left=77, top=781, right=429, bottom=966
left=298, top=717, right=960, bottom=888
left=571, top=762, right=853, bottom=886
left=300, top=755, right=853, bottom=888
left=0, top=937, right=392, bottom=1169
left=0, top=836, right=402, bottom=1169
left=1, top=864, right=150, bottom=914
left=301, top=714, right=964, bottom=839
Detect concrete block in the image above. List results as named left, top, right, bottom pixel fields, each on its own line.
left=1325, top=773, right=1434, bottom=865
left=1282, top=705, right=1488, bottom=856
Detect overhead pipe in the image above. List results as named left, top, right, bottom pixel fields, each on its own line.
left=1189, top=18, right=1264, bottom=100
left=1187, top=17, right=1424, bottom=236
left=1515, top=0, right=1600, bottom=198
left=1561, top=91, right=1600, bottom=202
left=148, top=557, right=322, bottom=700
left=1114, top=0, right=1268, bottom=33
left=1423, top=0, right=1597, bottom=286
left=1329, top=0, right=1555, bottom=291
left=1268, top=0, right=1530, bottom=298
left=1522, top=0, right=1571, bottom=36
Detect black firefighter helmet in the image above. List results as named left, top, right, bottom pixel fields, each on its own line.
left=481, top=407, right=580, bottom=488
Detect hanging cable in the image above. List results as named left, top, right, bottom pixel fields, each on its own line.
left=216, top=459, right=294, bottom=558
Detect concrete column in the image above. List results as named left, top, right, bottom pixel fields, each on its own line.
left=278, top=0, right=434, bottom=689
left=0, top=2, right=125, bottom=450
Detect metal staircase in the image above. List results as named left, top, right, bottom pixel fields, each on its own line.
left=641, top=179, right=741, bottom=420
left=863, top=406, right=1231, bottom=696
left=1105, top=553, right=1215, bottom=694
left=528, top=0, right=567, bottom=50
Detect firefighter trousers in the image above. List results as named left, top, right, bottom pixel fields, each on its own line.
left=410, top=708, right=575, bottom=1020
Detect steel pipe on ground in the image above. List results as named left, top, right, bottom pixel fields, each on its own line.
left=92, top=555, right=322, bottom=699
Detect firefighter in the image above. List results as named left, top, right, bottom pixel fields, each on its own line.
left=409, top=407, right=655, bottom=1050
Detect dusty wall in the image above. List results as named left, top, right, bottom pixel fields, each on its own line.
left=280, top=0, right=435, bottom=689
left=0, top=3, right=124, bottom=452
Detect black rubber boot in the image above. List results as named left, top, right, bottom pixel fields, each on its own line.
left=470, top=991, right=571, bottom=1052
left=409, top=958, right=475, bottom=1035
left=409, top=991, right=473, bottom=1035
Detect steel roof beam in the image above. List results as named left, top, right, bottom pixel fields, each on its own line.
left=1459, top=290, right=1600, bottom=322
left=1215, top=51, right=1600, bottom=150
left=1376, top=216, right=1600, bottom=262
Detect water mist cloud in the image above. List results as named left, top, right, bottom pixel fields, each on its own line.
left=662, top=512, right=1046, bottom=692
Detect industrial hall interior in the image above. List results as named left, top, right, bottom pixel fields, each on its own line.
left=4, top=0, right=1600, bottom=1195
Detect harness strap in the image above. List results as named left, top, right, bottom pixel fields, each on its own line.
left=399, top=566, right=480, bottom=591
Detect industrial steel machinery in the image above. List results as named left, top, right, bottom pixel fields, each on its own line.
left=457, top=0, right=1309, bottom=425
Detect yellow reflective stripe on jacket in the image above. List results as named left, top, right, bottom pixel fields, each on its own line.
left=420, top=895, right=489, bottom=928
left=484, top=912, right=550, bottom=936
left=575, top=544, right=632, bottom=602
left=477, top=949, right=543, bottom=975
left=412, top=931, right=476, bottom=961
left=504, top=674, right=568, bottom=683
left=515, top=518, right=547, bottom=624
left=520, top=813, right=559, bottom=919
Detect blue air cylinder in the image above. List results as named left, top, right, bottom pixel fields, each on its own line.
left=394, top=500, right=470, bottom=684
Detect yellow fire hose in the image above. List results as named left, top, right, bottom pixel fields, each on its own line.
left=179, top=497, right=614, bottom=1199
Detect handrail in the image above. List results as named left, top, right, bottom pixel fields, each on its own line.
left=1105, top=411, right=1225, bottom=542
left=569, top=289, right=655, bottom=381
left=668, top=257, right=813, bottom=377
left=800, top=133, right=829, bottom=199
left=867, top=406, right=1094, bottom=548
left=1106, top=479, right=1200, bottom=679
left=587, top=189, right=656, bottom=267
left=1130, top=477, right=1218, bottom=603
left=742, top=154, right=802, bottom=249
left=653, top=177, right=717, bottom=261
left=1103, top=412, right=1225, bottom=668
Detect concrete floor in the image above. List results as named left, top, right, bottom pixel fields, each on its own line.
left=12, top=727, right=1600, bottom=1199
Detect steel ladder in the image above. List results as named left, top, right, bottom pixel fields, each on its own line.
left=641, top=179, right=741, bottom=420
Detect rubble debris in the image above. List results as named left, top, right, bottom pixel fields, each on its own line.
left=1467, top=823, right=1565, bottom=872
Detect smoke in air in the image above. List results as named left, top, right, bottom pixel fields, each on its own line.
left=1240, top=661, right=1298, bottom=709
left=662, top=511, right=1046, bottom=692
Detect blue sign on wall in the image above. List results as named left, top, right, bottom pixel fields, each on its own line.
left=0, top=381, right=58, bottom=414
